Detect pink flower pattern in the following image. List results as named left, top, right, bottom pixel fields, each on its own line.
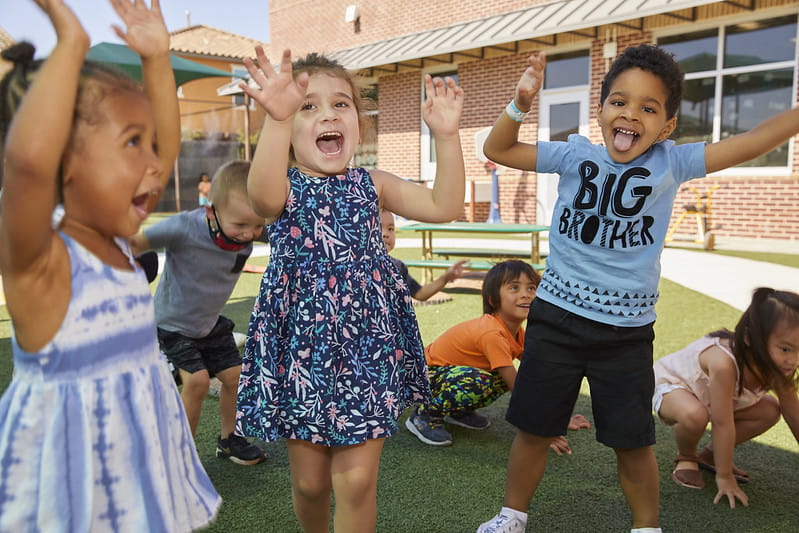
left=236, top=168, right=430, bottom=446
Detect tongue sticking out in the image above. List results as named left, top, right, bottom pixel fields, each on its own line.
left=613, top=130, right=636, bottom=152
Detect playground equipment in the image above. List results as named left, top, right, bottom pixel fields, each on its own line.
left=665, top=185, right=721, bottom=251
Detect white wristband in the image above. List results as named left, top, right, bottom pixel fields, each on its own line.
left=505, top=99, right=528, bottom=122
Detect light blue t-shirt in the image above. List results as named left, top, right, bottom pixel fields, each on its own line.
left=536, top=135, right=706, bottom=326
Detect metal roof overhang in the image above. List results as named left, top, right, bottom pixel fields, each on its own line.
left=330, top=0, right=752, bottom=72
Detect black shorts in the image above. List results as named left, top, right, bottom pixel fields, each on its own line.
left=157, top=315, right=242, bottom=377
left=507, top=298, right=656, bottom=449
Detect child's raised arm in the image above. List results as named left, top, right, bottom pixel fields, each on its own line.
left=704, top=105, right=799, bottom=174
left=483, top=53, right=546, bottom=172
left=110, top=0, right=178, bottom=211
left=376, top=74, right=465, bottom=222
left=240, top=47, right=308, bottom=222
left=0, top=0, right=88, bottom=275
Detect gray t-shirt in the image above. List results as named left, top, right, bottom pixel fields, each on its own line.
left=145, top=208, right=254, bottom=338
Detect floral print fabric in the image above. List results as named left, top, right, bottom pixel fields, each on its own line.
left=237, top=167, right=430, bottom=446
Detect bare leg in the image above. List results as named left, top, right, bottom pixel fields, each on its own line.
left=503, top=429, right=554, bottom=511
left=330, top=439, right=385, bottom=533
left=214, top=365, right=240, bottom=437
left=615, top=446, right=659, bottom=529
left=178, top=368, right=210, bottom=436
left=286, top=439, right=333, bottom=533
left=731, top=396, right=780, bottom=444
left=658, top=388, right=708, bottom=472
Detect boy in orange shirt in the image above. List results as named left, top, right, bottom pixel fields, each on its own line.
left=406, top=260, right=589, bottom=446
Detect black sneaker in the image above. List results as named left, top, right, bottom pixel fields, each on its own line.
left=445, top=410, right=491, bottom=430
left=405, top=407, right=453, bottom=446
left=216, top=433, right=266, bottom=465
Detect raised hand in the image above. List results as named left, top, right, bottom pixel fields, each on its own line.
left=422, top=74, right=464, bottom=138
left=240, top=47, right=308, bottom=122
left=110, top=0, right=169, bottom=59
left=514, top=52, right=546, bottom=112
left=33, top=0, right=88, bottom=47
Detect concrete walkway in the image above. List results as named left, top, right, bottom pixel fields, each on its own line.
left=390, top=236, right=798, bottom=311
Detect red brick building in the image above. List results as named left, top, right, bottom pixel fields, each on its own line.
left=270, top=0, right=799, bottom=242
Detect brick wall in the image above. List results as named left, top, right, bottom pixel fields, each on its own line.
left=270, top=0, right=549, bottom=56
left=271, top=0, right=799, bottom=241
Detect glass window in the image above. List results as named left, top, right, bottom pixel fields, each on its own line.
left=659, top=30, right=717, bottom=73
left=725, top=16, right=797, bottom=68
left=544, top=51, right=589, bottom=89
left=659, top=15, right=797, bottom=167
left=231, top=66, right=249, bottom=107
left=721, top=68, right=793, bottom=167
left=549, top=102, right=580, bottom=141
left=674, top=77, right=715, bottom=145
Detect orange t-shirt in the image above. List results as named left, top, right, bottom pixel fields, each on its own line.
left=425, top=314, right=524, bottom=371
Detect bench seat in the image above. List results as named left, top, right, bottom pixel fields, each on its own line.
left=433, top=247, right=538, bottom=260
left=402, top=259, right=545, bottom=271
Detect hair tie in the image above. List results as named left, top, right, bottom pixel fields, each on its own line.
left=1, top=42, right=35, bottom=67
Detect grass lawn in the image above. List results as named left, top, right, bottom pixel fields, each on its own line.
left=0, top=238, right=797, bottom=532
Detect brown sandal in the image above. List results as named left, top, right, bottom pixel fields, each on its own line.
left=672, top=454, right=705, bottom=489
left=697, top=446, right=749, bottom=483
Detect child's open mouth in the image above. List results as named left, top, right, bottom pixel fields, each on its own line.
left=132, top=191, right=153, bottom=218
left=613, top=128, right=639, bottom=152
left=316, top=131, right=343, bottom=155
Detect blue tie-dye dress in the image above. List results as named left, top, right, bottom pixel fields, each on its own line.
left=237, top=167, right=430, bottom=446
left=0, top=233, right=220, bottom=532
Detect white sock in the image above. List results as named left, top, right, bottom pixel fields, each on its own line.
left=501, top=507, right=528, bottom=524
left=631, top=528, right=662, bottom=533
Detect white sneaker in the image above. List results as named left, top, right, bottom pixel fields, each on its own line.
left=476, top=512, right=526, bottom=533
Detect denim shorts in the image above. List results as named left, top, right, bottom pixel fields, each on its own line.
left=157, top=315, right=241, bottom=377
left=507, top=298, right=656, bottom=449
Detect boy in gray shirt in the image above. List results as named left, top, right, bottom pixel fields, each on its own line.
left=131, top=160, right=266, bottom=465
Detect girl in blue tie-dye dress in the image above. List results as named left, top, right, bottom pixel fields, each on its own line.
left=0, top=1, right=219, bottom=531
left=235, top=48, right=465, bottom=531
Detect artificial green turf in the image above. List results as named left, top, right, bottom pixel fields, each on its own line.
left=0, top=244, right=797, bottom=532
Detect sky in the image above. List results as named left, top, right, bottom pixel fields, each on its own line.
left=2, top=1, right=270, bottom=57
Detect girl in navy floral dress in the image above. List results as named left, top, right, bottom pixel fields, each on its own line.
left=236, top=48, right=465, bottom=532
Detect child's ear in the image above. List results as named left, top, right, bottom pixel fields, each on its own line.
left=656, top=116, right=677, bottom=142
left=205, top=204, right=215, bottom=223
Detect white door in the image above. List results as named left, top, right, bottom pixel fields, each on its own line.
left=537, top=89, right=590, bottom=225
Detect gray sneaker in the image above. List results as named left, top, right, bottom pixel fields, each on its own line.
left=405, top=407, right=453, bottom=446
left=476, top=511, right=526, bottom=533
left=445, top=410, right=490, bottom=430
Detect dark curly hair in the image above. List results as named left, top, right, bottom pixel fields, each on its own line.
left=600, top=44, right=684, bottom=119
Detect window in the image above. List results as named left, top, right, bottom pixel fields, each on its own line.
left=544, top=50, right=590, bottom=90
left=659, top=15, right=797, bottom=168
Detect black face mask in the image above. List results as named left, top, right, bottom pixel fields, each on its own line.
left=207, top=205, right=251, bottom=252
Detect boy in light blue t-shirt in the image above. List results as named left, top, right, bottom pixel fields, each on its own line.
left=477, top=44, right=799, bottom=533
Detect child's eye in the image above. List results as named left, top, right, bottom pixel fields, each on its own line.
left=126, top=134, right=142, bottom=147
left=301, top=102, right=315, bottom=111
left=335, top=101, right=350, bottom=108
left=643, top=106, right=656, bottom=113
left=611, top=100, right=624, bottom=107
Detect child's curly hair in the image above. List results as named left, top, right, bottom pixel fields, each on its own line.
left=600, top=44, right=685, bottom=119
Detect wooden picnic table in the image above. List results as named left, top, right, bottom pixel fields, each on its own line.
left=403, top=221, right=549, bottom=281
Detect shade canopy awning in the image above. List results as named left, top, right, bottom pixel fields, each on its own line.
left=87, top=42, right=243, bottom=86
left=331, top=0, right=729, bottom=72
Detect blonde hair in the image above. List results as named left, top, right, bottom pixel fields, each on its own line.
left=209, top=160, right=250, bottom=208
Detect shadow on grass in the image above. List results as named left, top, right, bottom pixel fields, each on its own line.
left=194, top=390, right=799, bottom=533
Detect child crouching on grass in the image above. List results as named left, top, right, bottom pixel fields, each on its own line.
left=654, top=287, right=799, bottom=508
left=405, top=260, right=590, bottom=447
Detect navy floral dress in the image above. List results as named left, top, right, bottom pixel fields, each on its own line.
left=236, top=167, right=430, bottom=446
